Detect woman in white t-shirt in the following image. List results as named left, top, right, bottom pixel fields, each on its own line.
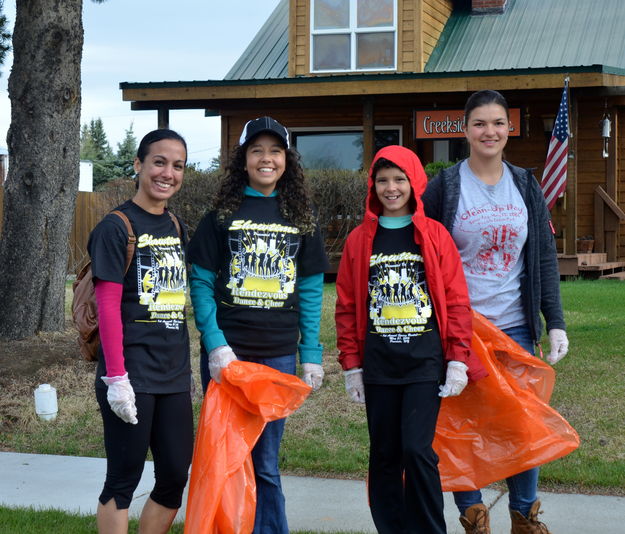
left=422, top=90, right=568, bottom=534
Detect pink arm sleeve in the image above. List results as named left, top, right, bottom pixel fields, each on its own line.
left=94, top=280, right=126, bottom=377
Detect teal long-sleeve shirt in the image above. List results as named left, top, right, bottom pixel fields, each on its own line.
left=190, top=264, right=324, bottom=364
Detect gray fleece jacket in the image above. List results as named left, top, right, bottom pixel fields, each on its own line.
left=422, top=160, right=566, bottom=346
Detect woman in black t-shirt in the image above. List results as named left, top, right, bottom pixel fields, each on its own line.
left=88, top=129, right=192, bottom=534
left=187, top=117, right=328, bottom=534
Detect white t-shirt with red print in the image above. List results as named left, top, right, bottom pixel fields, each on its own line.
left=452, top=160, right=528, bottom=329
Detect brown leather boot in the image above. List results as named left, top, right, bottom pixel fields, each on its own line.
left=459, top=503, right=491, bottom=534
left=510, top=500, right=551, bottom=534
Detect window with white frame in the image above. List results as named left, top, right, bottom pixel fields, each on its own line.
left=311, top=0, right=396, bottom=73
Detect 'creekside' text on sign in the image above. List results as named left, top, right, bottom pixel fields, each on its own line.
left=414, top=109, right=522, bottom=139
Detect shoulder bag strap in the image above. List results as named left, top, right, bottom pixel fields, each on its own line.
left=167, top=210, right=182, bottom=239
left=110, top=210, right=136, bottom=275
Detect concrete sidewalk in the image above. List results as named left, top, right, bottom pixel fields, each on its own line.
left=1, top=451, right=623, bottom=532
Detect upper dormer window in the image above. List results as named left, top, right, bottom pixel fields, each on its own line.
left=311, top=0, right=396, bottom=73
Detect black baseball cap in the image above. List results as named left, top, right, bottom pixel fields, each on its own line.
left=239, top=116, right=290, bottom=149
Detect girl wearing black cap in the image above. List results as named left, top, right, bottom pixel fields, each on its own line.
left=187, top=117, right=328, bottom=533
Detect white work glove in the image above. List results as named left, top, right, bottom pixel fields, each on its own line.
left=301, top=362, right=324, bottom=391
left=208, top=345, right=237, bottom=383
left=547, top=328, right=569, bottom=365
left=101, top=373, right=138, bottom=424
left=438, top=361, right=469, bottom=398
left=344, top=368, right=365, bottom=404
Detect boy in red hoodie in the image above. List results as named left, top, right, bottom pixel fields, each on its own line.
left=335, top=146, right=486, bottom=533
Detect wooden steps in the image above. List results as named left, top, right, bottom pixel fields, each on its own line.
left=579, top=261, right=625, bottom=272
left=578, top=253, right=625, bottom=279
left=600, top=271, right=625, bottom=280
left=559, top=253, right=625, bottom=279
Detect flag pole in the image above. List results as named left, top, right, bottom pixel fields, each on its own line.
left=565, top=76, right=571, bottom=139
left=563, top=76, right=570, bottom=210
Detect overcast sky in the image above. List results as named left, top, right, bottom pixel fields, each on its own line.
left=0, top=0, right=281, bottom=168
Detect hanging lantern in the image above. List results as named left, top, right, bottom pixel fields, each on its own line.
left=601, top=115, right=611, bottom=158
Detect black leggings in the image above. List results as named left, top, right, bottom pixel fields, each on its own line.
left=96, top=388, right=194, bottom=510
left=365, top=381, right=445, bottom=534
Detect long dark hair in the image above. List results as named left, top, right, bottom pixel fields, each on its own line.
left=136, top=129, right=187, bottom=163
left=213, top=143, right=317, bottom=234
left=464, top=90, right=509, bottom=124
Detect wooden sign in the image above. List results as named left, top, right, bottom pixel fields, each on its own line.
left=415, top=108, right=522, bottom=139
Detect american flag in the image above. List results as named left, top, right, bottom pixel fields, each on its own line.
left=541, top=81, right=569, bottom=210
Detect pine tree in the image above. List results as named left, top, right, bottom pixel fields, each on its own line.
left=115, top=123, right=137, bottom=178
left=80, top=122, right=97, bottom=160
left=79, top=118, right=117, bottom=188
left=1, top=0, right=84, bottom=339
left=88, top=118, right=113, bottom=160
left=0, top=0, right=110, bottom=340
left=0, top=1, right=10, bottom=72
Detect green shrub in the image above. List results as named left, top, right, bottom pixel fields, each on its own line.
left=305, top=168, right=367, bottom=262
left=98, top=178, right=135, bottom=210
left=97, top=168, right=221, bottom=238
left=98, top=167, right=369, bottom=261
left=424, top=160, right=455, bottom=178
left=168, top=166, right=221, bottom=236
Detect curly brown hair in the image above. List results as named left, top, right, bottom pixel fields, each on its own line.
left=213, top=143, right=317, bottom=234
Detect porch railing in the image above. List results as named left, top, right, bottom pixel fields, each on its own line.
left=594, top=186, right=625, bottom=261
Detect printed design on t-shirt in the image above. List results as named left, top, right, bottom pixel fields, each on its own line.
left=226, top=219, right=299, bottom=309
left=457, top=203, right=525, bottom=277
left=135, top=233, right=186, bottom=329
left=368, top=252, right=432, bottom=343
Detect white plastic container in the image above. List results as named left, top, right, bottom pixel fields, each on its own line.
left=34, top=384, right=58, bottom=421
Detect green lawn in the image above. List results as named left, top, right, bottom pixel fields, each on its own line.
left=2, top=279, right=624, bottom=532
left=0, top=506, right=367, bottom=534
left=6, top=280, right=625, bottom=491
left=282, top=280, right=625, bottom=493
left=539, top=280, right=625, bottom=490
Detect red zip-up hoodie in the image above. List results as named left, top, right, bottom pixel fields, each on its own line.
left=335, top=146, right=487, bottom=381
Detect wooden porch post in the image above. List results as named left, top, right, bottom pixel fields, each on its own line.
left=220, top=115, right=230, bottom=168
left=157, top=107, right=170, bottom=129
left=362, top=96, right=375, bottom=171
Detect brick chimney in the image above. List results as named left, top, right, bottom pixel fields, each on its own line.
left=472, top=0, right=508, bottom=14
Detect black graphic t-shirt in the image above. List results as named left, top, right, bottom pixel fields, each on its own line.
left=364, top=224, right=444, bottom=385
left=88, top=200, right=191, bottom=393
left=187, top=195, right=328, bottom=357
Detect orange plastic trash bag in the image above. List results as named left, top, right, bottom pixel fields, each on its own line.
left=434, top=311, right=580, bottom=492
left=184, top=360, right=311, bottom=534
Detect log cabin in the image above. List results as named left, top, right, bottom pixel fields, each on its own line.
left=120, top=0, right=625, bottom=277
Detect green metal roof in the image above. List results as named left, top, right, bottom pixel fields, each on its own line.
left=120, top=65, right=625, bottom=92
left=224, top=0, right=289, bottom=80
left=426, top=0, right=625, bottom=72
left=224, top=0, right=625, bottom=81
left=119, top=0, right=625, bottom=93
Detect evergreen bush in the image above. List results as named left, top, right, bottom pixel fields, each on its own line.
left=424, top=160, right=455, bottom=178
left=98, top=167, right=369, bottom=264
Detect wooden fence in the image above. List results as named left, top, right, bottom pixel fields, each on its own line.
left=69, top=192, right=111, bottom=272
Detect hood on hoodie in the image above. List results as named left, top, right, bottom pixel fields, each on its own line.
left=366, top=145, right=428, bottom=220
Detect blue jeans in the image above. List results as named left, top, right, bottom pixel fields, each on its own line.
left=236, top=353, right=296, bottom=534
left=454, top=324, right=540, bottom=518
